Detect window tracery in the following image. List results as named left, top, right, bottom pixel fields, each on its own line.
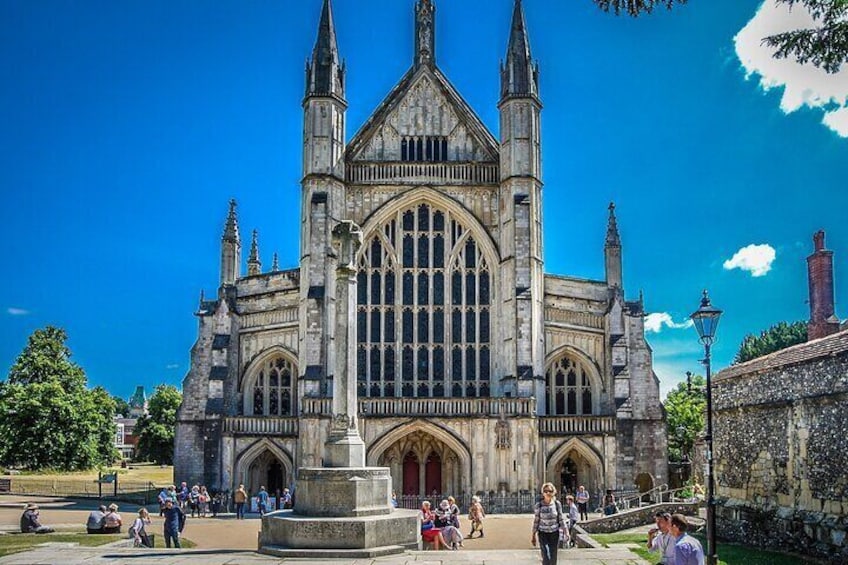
left=546, top=356, right=595, bottom=415
left=249, top=356, right=295, bottom=416
left=357, top=202, right=491, bottom=398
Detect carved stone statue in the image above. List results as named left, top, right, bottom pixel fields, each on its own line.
left=332, top=220, right=363, bottom=272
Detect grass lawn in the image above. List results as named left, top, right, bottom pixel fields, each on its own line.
left=4, top=463, right=174, bottom=485
left=0, top=532, right=123, bottom=557
left=591, top=533, right=811, bottom=565
left=0, top=531, right=196, bottom=557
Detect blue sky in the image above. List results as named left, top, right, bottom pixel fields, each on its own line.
left=1, top=0, right=846, bottom=401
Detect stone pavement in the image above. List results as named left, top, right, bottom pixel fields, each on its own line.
left=0, top=546, right=648, bottom=564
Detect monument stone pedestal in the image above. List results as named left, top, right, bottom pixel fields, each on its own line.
left=258, top=466, right=420, bottom=557
left=258, top=220, right=420, bottom=557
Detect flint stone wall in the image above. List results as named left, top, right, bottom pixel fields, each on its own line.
left=713, top=334, right=848, bottom=563
left=579, top=503, right=699, bottom=534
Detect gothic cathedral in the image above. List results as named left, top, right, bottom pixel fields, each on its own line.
left=175, top=0, right=668, bottom=503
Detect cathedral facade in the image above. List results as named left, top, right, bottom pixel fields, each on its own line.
left=175, top=0, right=668, bottom=503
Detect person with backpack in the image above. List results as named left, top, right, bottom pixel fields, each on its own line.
left=531, top=482, right=565, bottom=565
left=128, top=508, right=152, bottom=548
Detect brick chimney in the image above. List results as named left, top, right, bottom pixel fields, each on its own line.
left=807, top=230, right=840, bottom=340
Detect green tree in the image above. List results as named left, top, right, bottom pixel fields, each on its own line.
left=0, top=326, right=118, bottom=470
left=135, top=384, right=181, bottom=464
left=665, top=374, right=706, bottom=462
left=594, top=0, right=848, bottom=73
left=112, top=395, right=131, bottom=417
left=735, top=320, right=807, bottom=364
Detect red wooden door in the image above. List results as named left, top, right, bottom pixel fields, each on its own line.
left=403, top=452, right=419, bottom=496
left=424, top=451, right=442, bottom=496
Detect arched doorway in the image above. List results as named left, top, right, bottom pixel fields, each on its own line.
left=246, top=450, right=285, bottom=496
left=376, top=430, right=464, bottom=497
left=560, top=457, right=578, bottom=496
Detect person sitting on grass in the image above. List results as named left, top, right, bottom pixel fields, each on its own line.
left=20, top=503, right=54, bottom=534
left=103, top=503, right=122, bottom=534
left=85, top=505, right=107, bottom=534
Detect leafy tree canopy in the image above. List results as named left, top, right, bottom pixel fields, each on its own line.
left=594, top=0, right=848, bottom=73
left=112, top=395, right=131, bottom=418
left=0, top=326, right=118, bottom=470
left=665, top=374, right=706, bottom=462
left=735, top=320, right=807, bottom=364
left=135, top=384, right=181, bottom=465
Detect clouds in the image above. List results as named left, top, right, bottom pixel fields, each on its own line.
left=165, top=363, right=180, bottom=370
left=734, top=0, right=848, bottom=137
left=645, top=313, right=694, bottom=334
left=6, top=307, right=30, bottom=316
left=723, top=243, right=776, bottom=277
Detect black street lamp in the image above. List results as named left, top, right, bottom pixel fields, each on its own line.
left=690, top=290, right=722, bottom=565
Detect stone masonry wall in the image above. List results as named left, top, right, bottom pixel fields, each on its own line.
left=713, top=350, right=848, bottom=563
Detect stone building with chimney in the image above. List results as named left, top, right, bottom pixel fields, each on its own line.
left=713, top=231, right=846, bottom=562
left=174, top=0, right=667, bottom=504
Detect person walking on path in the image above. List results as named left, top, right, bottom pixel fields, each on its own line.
left=575, top=486, right=590, bottom=521
left=256, top=486, right=269, bottom=516
left=162, top=499, right=186, bottom=548
left=669, top=513, right=705, bottom=565
left=129, top=508, right=152, bottom=548
left=234, top=484, right=247, bottom=519
left=531, top=482, right=565, bottom=565
left=647, top=511, right=675, bottom=565
left=468, top=495, right=485, bottom=538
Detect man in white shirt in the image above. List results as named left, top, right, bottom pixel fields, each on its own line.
left=647, top=511, right=676, bottom=565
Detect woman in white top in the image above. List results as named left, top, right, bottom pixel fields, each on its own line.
left=129, top=508, right=152, bottom=547
left=103, top=503, right=122, bottom=534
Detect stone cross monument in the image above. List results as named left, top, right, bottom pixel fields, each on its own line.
left=325, top=220, right=366, bottom=468
left=259, top=219, right=419, bottom=558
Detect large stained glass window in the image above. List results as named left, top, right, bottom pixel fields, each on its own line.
left=357, top=203, right=491, bottom=398
left=249, top=356, right=294, bottom=416
left=546, top=356, right=594, bottom=415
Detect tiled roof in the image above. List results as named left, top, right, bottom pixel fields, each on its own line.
left=715, top=328, right=848, bottom=381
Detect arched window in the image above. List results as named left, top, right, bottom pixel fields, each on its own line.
left=357, top=203, right=491, bottom=398
left=248, top=356, right=295, bottom=416
left=546, top=356, right=595, bottom=415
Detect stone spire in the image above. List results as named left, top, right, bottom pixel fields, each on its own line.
left=271, top=252, right=279, bottom=272
left=606, top=202, right=621, bottom=247
left=247, top=229, right=262, bottom=276
left=807, top=230, right=840, bottom=340
left=220, top=199, right=241, bottom=286
left=501, top=0, right=539, bottom=101
left=305, top=0, right=345, bottom=99
left=414, top=0, right=436, bottom=68
left=605, top=202, right=623, bottom=289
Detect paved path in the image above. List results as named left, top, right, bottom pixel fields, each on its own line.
left=0, top=546, right=648, bottom=564
left=0, top=495, right=649, bottom=563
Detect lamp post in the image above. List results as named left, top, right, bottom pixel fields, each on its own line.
left=690, top=290, right=722, bottom=565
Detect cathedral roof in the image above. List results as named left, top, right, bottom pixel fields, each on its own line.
left=345, top=65, right=499, bottom=163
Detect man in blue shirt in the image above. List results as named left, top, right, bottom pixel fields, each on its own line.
left=162, top=499, right=185, bottom=548
left=257, top=486, right=269, bottom=516
left=669, top=513, right=705, bottom=565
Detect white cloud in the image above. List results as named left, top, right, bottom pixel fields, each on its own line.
left=165, top=364, right=180, bottom=370
left=723, top=243, right=776, bottom=277
left=734, top=0, right=848, bottom=137
left=645, top=313, right=694, bottom=334
left=6, top=307, right=29, bottom=316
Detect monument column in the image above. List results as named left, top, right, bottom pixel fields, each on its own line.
left=325, top=220, right=366, bottom=468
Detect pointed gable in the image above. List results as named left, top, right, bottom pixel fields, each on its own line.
left=346, top=65, right=499, bottom=164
